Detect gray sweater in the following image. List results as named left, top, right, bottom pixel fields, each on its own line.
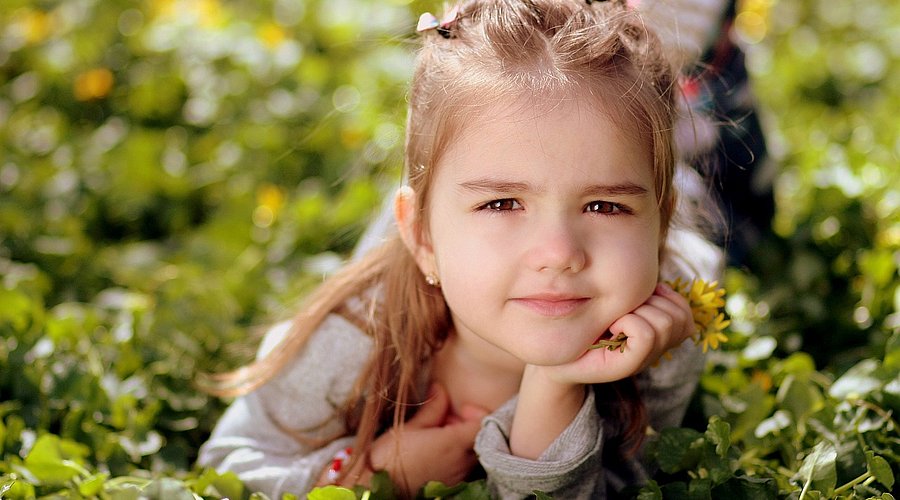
left=198, top=311, right=706, bottom=499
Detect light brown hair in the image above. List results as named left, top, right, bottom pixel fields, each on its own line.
left=202, top=0, right=678, bottom=478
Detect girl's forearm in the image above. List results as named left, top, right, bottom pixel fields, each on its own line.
left=509, top=365, right=586, bottom=459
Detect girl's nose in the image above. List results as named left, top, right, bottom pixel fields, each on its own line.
left=526, top=220, right=587, bottom=274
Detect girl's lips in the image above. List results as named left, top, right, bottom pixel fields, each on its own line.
left=510, top=296, right=590, bottom=317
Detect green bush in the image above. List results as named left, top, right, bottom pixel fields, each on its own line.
left=1, top=0, right=898, bottom=498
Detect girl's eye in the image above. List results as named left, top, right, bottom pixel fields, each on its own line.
left=585, top=201, right=627, bottom=215
left=482, top=199, right=522, bottom=211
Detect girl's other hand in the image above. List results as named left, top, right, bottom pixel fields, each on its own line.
left=367, top=383, right=489, bottom=496
left=547, top=283, right=693, bottom=385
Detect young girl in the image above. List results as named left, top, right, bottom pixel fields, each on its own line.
left=198, top=0, right=721, bottom=498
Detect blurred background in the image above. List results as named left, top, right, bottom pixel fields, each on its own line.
left=0, top=0, right=898, bottom=496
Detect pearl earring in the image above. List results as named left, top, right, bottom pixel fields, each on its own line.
left=425, top=273, right=441, bottom=287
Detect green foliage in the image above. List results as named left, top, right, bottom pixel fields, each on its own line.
left=1, top=0, right=899, bottom=499
left=626, top=329, right=900, bottom=499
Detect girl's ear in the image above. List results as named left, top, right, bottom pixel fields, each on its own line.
left=394, top=186, right=437, bottom=274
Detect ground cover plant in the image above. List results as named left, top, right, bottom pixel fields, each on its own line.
left=1, top=0, right=898, bottom=498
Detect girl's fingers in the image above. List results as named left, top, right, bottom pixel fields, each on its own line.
left=632, top=286, right=693, bottom=349
left=601, top=313, right=656, bottom=378
left=551, top=283, right=696, bottom=385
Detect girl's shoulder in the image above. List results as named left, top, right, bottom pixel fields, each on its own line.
left=254, top=314, right=374, bottom=418
left=257, top=313, right=373, bottom=360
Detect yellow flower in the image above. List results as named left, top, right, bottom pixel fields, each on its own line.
left=591, top=278, right=730, bottom=356
left=699, top=313, right=731, bottom=352
left=673, top=279, right=729, bottom=352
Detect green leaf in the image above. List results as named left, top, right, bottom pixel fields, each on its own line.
left=636, top=480, right=663, bottom=500
left=754, top=410, right=792, bottom=439
left=709, top=476, right=777, bottom=499
left=776, top=375, right=824, bottom=421
left=79, top=472, right=109, bottom=497
left=884, top=331, right=900, bottom=371
left=729, top=384, right=775, bottom=441
left=423, top=480, right=467, bottom=497
left=705, top=416, right=731, bottom=457
left=0, top=289, right=34, bottom=331
left=23, top=434, right=89, bottom=485
left=107, top=485, right=143, bottom=500
left=795, top=441, right=837, bottom=496
left=742, top=336, right=777, bottom=361
left=308, top=486, right=358, bottom=500
left=365, top=470, right=397, bottom=500
left=452, top=480, right=490, bottom=500
left=653, top=428, right=704, bottom=473
left=192, top=468, right=244, bottom=499
left=421, top=479, right=490, bottom=499
left=0, top=475, right=36, bottom=499
left=688, top=478, right=712, bottom=500
left=776, top=352, right=817, bottom=377
left=140, top=478, right=197, bottom=500
left=659, top=481, right=689, bottom=499
left=830, top=359, right=882, bottom=399
left=866, top=450, right=895, bottom=490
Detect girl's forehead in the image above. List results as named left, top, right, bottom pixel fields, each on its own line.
left=435, top=95, right=655, bottom=187
left=451, top=90, right=645, bottom=148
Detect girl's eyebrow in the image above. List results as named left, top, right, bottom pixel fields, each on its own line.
left=582, top=183, right=649, bottom=197
left=458, top=178, right=650, bottom=197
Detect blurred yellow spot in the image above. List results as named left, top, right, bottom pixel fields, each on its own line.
left=74, top=68, right=115, bottom=101
left=147, top=0, right=176, bottom=18
left=736, top=0, right=771, bottom=44
left=195, top=0, right=225, bottom=26
left=15, top=8, right=52, bottom=44
left=877, top=225, right=900, bottom=247
left=254, top=184, right=285, bottom=227
left=751, top=369, right=773, bottom=391
left=259, top=23, right=287, bottom=48
left=341, top=128, right=365, bottom=148
left=148, top=0, right=224, bottom=25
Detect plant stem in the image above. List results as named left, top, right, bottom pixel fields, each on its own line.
left=833, top=471, right=870, bottom=496
left=590, top=332, right=627, bottom=352
left=798, top=459, right=816, bottom=500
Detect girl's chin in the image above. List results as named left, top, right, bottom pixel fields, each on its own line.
left=512, top=346, right=588, bottom=367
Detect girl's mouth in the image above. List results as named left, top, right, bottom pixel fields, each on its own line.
left=510, top=296, right=590, bottom=317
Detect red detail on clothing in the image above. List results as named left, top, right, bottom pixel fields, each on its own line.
left=680, top=77, right=701, bottom=101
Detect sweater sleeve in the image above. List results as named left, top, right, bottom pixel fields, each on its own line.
left=474, top=388, right=609, bottom=499
left=197, top=314, right=373, bottom=498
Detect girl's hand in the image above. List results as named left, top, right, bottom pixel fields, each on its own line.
left=547, top=283, right=694, bottom=385
left=365, top=383, right=489, bottom=496
left=508, top=284, right=692, bottom=459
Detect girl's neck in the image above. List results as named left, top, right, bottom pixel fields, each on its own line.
left=431, top=330, right=524, bottom=416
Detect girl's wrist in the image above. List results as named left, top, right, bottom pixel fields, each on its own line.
left=510, top=366, right=586, bottom=459
left=522, top=363, right=584, bottom=397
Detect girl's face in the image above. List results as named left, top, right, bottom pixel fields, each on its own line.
left=420, top=97, right=662, bottom=371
